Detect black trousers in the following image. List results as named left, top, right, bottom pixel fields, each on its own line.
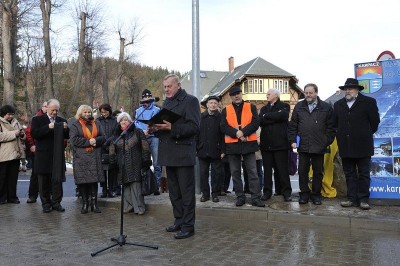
left=261, top=150, right=292, bottom=198
left=228, top=153, right=261, bottom=200
left=0, top=159, right=20, bottom=202
left=223, top=161, right=231, bottom=191
left=166, top=166, right=195, bottom=232
left=298, top=152, right=324, bottom=200
left=38, top=174, right=63, bottom=208
left=342, top=157, right=371, bottom=203
left=199, top=157, right=223, bottom=197
left=28, top=156, right=39, bottom=199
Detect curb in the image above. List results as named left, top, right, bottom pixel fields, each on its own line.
left=97, top=198, right=400, bottom=233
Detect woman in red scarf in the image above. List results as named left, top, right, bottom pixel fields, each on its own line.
left=70, top=105, right=106, bottom=214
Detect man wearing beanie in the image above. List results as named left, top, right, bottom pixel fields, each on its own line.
left=134, top=89, right=161, bottom=195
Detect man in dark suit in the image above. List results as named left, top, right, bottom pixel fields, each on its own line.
left=288, top=83, right=335, bottom=205
left=197, top=95, right=224, bottom=203
left=259, top=88, right=292, bottom=202
left=333, top=78, right=380, bottom=210
left=31, top=99, right=69, bottom=213
left=151, top=74, right=200, bottom=239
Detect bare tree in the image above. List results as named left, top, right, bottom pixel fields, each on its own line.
left=1, top=0, right=18, bottom=105
left=39, top=0, right=54, bottom=99
left=66, top=10, right=85, bottom=116
left=66, top=0, right=107, bottom=116
left=111, top=20, right=143, bottom=110
left=100, top=57, right=108, bottom=103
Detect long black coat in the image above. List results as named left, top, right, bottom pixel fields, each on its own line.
left=333, top=93, right=380, bottom=158
left=220, top=101, right=259, bottom=155
left=196, top=110, right=224, bottom=159
left=31, top=115, right=69, bottom=174
left=110, top=127, right=151, bottom=184
left=288, top=97, right=335, bottom=154
left=156, top=88, right=200, bottom=167
left=96, top=115, right=118, bottom=170
left=259, top=100, right=290, bottom=151
left=69, top=119, right=106, bottom=184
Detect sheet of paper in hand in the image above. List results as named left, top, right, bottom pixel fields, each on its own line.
left=138, top=108, right=181, bottom=125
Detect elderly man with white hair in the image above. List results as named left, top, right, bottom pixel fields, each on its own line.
left=259, top=88, right=293, bottom=202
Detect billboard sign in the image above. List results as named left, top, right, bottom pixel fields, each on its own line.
left=355, top=58, right=400, bottom=199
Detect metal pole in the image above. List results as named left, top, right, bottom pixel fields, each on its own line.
left=192, top=0, right=201, bottom=194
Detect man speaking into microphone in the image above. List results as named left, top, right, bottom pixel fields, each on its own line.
left=134, top=89, right=161, bottom=195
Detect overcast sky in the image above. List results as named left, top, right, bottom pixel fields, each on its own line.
left=84, top=0, right=400, bottom=100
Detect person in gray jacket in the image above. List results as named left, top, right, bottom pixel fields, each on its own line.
left=151, top=74, right=200, bottom=239
left=70, top=105, right=106, bottom=214
left=288, top=83, right=335, bottom=205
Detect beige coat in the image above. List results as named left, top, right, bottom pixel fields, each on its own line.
left=0, top=117, right=25, bottom=162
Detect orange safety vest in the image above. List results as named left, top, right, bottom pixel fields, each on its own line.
left=225, top=102, right=257, bottom=143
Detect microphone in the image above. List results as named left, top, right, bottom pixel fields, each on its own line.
left=140, top=97, right=160, bottom=104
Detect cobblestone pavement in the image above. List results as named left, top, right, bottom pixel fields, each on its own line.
left=1, top=195, right=400, bottom=266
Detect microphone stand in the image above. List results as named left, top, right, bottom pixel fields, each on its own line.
left=91, top=110, right=158, bottom=256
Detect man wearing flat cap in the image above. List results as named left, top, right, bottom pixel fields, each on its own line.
left=220, top=86, right=264, bottom=207
left=197, top=95, right=225, bottom=203
left=333, top=78, right=380, bottom=210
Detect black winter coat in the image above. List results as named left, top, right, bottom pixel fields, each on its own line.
left=31, top=115, right=69, bottom=174
left=288, top=97, right=335, bottom=154
left=196, top=110, right=224, bottom=159
left=97, top=115, right=118, bottom=170
left=220, top=101, right=259, bottom=155
left=259, top=100, right=290, bottom=151
left=69, top=119, right=106, bottom=184
left=156, top=88, right=200, bottom=167
left=110, top=127, right=151, bottom=185
left=333, top=93, right=380, bottom=158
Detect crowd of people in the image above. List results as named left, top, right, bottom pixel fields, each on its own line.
left=0, top=75, right=380, bottom=239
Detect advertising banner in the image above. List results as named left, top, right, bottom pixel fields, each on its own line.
left=355, top=59, right=400, bottom=199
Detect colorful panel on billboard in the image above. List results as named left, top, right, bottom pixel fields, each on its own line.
left=355, top=59, right=400, bottom=199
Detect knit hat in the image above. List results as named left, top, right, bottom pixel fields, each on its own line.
left=142, top=89, right=152, bottom=98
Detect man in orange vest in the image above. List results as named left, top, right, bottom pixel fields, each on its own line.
left=220, top=86, right=264, bottom=207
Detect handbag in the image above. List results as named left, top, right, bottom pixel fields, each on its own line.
left=141, top=168, right=157, bottom=196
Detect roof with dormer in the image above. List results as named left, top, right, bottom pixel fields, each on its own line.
left=206, top=57, right=300, bottom=99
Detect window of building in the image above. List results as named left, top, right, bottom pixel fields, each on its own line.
left=274, top=80, right=278, bottom=89
left=259, top=80, right=263, bottom=93
left=243, top=80, right=248, bottom=93
left=254, top=80, right=258, bottom=93
left=248, top=80, right=253, bottom=93
left=284, top=81, right=289, bottom=93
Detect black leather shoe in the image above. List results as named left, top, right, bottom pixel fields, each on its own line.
left=153, top=190, right=160, bottom=196
left=52, top=204, right=65, bottom=212
left=27, top=198, right=37, bottom=203
left=212, top=196, right=219, bottom=203
left=200, top=196, right=210, bottom=202
left=299, top=198, right=309, bottom=204
left=43, top=206, right=52, bottom=213
left=252, top=199, right=265, bottom=207
left=235, top=198, right=246, bottom=207
left=312, top=200, right=322, bottom=205
left=8, top=199, right=20, bottom=204
left=166, top=224, right=181, bottom=232
left=260, top=193, right=271, bottom=201
left=284, top=196, right=292, bottom=202
left=174, top=230, right=194, bottom=239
